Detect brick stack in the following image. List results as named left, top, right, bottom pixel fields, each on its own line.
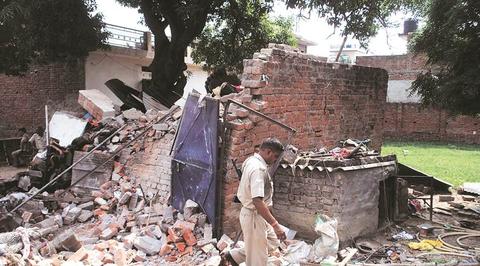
left=122, top=117, right=177, bottom=199
left=221, top=44, right=389, bottom=237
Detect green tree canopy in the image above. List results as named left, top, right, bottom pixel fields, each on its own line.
left=0, top=0, right=107, bottom=75
left=409, top=0, right=480, bottom=115
left=285, top=0, right=424, bottom=46
left=191, top=0, right=296, bottom=72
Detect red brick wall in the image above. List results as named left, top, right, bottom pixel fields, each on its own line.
left=357, top=54, right=480, bottom=144
left=385, top=103, right=480, bottom=143
left=221, top=44, right=389, bottom=236
left=356, top=54, right=426, bottom=80
left=0, top=60, right=85, bottom=138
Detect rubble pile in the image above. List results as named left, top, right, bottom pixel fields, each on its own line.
left=0, top=104, right=228, bottom=265
left=0, top=177, right=224, bottom=265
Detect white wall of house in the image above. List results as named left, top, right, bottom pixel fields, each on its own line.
left=85, top=49, right=149, bottom=106
left=85, top=47, right=208, bottom=108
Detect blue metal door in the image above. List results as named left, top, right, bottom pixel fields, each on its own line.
left=171, top=94, right=219, bottom=229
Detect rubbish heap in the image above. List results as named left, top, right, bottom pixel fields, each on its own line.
left=0, top=91, right=228, bottom=265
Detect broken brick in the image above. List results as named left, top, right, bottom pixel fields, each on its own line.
left=53, top=229, right=82, bottom=252
left=67, top=246, right=88, bottom=262
left=100, top=226, right=118, bottom=240
left=22, top=211, right=33, bottom=223
left=182, top=229, right=197, bottom=246
left=165, top=255, right=177, bottom=262
left=159, top=244, right=173, bottom=256
left=172, top=220, right=195, bottom=231
left=175, top=242, right=186, bottom=252
left=217, top=234, right=234, bottom=251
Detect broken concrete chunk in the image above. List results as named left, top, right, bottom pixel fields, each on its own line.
left=18, top=175, right=31, bottom=191
left=38, top=225, right=60, bottom=237
left=201, top=243, right=216, bottom=254
left=196, top=213, right=208, bottom=228
left=77, top=202, right=94, bottom=211
left=119, top=192, right=132, bottom=205
left=183, top=199, right=199, bottom=220
left=77, top=210, right=94, bottom=223
left=133, top=236, right=163, bottom=255
left=53, top=230, right=82, bottom=252
left=94, top=197, right=108, bottom=206
left=64, top=207, right=82, bottom=225
left=153, top=123, right=169, bottom=132
left=122, top=108, right=143, bottom=120
left=111, top=172, right=121, bottom=182
left=203, top=224, right=213, bottom=241
left=54, top=214, right=63, bottom=227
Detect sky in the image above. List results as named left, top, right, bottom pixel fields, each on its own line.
left=96, top=0, right=412, bottom=57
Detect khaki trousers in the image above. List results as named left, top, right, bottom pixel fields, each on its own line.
left=230, top=207, right=280, bottom=266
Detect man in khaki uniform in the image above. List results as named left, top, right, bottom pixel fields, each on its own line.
left=223, top=138, right=286, bottom=266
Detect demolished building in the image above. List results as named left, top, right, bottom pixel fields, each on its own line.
left=0, top=44, right=478, bottom=265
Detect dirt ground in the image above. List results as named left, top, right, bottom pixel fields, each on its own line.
left=346, top=194, right=480, bottom=265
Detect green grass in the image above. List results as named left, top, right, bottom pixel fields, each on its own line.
left=382, top=141, right=480, bottom=187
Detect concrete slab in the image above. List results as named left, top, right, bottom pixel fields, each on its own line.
left=78, top=89, right=116, bottom=120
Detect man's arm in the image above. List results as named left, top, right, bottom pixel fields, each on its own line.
left=252, top=197, right=286, bottom=240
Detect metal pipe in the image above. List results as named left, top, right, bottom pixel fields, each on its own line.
left=45, top=105, right=49, bottom=146
left=8, top=123, right=127, bottom=214
left=227, top=100, right=296, bottom=133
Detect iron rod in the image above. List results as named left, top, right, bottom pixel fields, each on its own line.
left=227, top=100, right=296, bottom=133
left=45, top=105, right=49, bottom=146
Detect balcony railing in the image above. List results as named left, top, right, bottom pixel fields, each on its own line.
left=104, top=23, right=148, bottom=50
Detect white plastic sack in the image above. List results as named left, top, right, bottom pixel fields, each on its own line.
left=312, top=214, right=339, bottom=258
left=282, top=241, right=312, bottom=264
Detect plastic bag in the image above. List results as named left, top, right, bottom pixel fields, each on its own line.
left=282, top=241, right=312, bottom=264
left=312, top=214, right=339, bottom=258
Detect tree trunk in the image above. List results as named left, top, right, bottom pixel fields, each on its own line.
left=143, top=34, right=188, bottom=107
left=140, top=0, right=212, bottom=108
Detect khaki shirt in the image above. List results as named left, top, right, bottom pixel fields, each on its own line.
left=237, top=153, right=273, bottom=209
left=29, top=133, right=46, bottom=152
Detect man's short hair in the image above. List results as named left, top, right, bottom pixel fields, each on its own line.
left=260, top=138, right=284, bottom=153
left=18, top=128, right=26, bottom=133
